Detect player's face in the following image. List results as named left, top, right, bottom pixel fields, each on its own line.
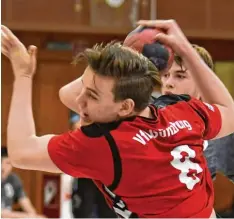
left=161, top=61, right=200, bottom=98
left=76, top=66, right=127, bottom=124
left=1, top=157, right=12, bottom=180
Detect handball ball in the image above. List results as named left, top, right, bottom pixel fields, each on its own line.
left=123, top=26, right=174, bottom=71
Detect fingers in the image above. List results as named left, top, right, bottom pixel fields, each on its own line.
left=1, top=30, right=11, bottom=58
left=1, top=45, right=10, bottom=58
left=28, top=45, right=38, bottom=70
left=154, top=32, right=172, bottom=46
left=28, top=45, right=37, bottom=55
left=1, top=25, right=19, bottom=43
left=28, top=45, right=38, bottom=63
left=137, top=19, right=176, bottom=30
left=1, top=25, right=23, bottom=53
left=1, top=30, right=12, bottom=49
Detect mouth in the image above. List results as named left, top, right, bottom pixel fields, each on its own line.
left=80, top=112, right=91, bottom=122
left=164, top=91, right=174, bottom=95
left=80, top=111, right=88, bottom=117
left=79, top=113, right=93, bottom=126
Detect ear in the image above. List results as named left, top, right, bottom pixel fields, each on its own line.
left=118, top=99, right=135, bottom=117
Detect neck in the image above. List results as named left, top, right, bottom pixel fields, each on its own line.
left=119, top=107, right=154, bottom=121
left=138, top=106, right=154, bottom=119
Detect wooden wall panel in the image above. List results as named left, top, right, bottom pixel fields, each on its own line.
left=2, top=0, right=234, bottom=39
left=189, top=39, right=234, bottom=61
left=89, top=0, right=139, bottom=28
left=157, top=0, right=208, bottom=30
left=1, top=0, right=8, bottom=21
left=3, top=0, right=90, bottom=26
left=1, top=0, right=151, bottom=34
left=210, top=0, right=234, bottom=31
left=157, top=0, right=234, bottom=39
left=1, top=58, right=14, bottom=145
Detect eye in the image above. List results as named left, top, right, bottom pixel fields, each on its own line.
left=162, top=73, right=169, bottom=78
left=176, top=74, right=186, bottom=79
left=87, top=93, right=98, bottom=100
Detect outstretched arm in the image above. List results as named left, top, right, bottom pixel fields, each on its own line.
left=1, top=209, right=45, bottom=218
left=1, top=25, right=61, bottom=172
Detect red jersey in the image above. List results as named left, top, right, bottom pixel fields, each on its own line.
left=48, top=94, right=221, bottom=218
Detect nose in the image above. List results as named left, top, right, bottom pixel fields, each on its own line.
left=76, top=88, right=87, bottom=109
left=165, top=75, right=175, bottom=89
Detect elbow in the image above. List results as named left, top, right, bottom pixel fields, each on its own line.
left=7, top=137, right=37, bottom=170
left=9, top=153, right=33, bottom=170
left=11, top=160, right=24, bottom=169
left=7, top=146, right=25, bottom=169
left=6, top=141, right=22, bottom=167
left=9, top=153, right=25, bottom=169
left=59, top=87, right=66, bottom=105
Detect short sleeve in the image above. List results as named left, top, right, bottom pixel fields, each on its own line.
left=47, top=129, right=113, bottom=184
left=12, top=174, right=26, bottom=202
left=188, top=98, right=222, bottom=140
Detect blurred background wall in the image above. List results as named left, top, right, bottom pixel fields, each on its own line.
left=1, top=0, right=234, bottom=217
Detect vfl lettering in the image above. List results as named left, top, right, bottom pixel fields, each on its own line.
left=133, top=120, right=192, bottom=145
left=132, top=130, right=153, bottom=145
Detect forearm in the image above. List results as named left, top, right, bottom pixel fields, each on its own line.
left=59, top=76, right=83, bottom=113
left=1, top=209, right=34, bottom=218
left=7, top=76, right=36, bottom=163
left=182, top=46, right=234, bottom=107
left=20, top=197, right=37, bottom=214
left=7, top=75, right=60, bottom=172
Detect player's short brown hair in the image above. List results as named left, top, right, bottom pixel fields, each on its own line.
left=74, top=42, right=160, bottom=111
left=175, top=44, right=214, bottom=70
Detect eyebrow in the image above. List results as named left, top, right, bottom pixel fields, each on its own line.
left=81, top=79, right=100, bottom=96
left=175, top=69, right=187, bottom=74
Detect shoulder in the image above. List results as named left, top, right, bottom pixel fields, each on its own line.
left=7, top=173, right=21, bottom=182
left=152, top=94, right=191, bottom=109
left=5, top=173, right=22, bottom=188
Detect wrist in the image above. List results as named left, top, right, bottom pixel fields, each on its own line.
left=178, top=42, right=195, bottom=59
left=14, top=74, right=34, bottom=81
left=13, top=75, right=34, bottom=90
left=179, top=44, right=202, bottom=67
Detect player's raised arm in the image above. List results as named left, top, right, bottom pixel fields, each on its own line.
left=1, top=25, right=61, bottom=172
left=138, top=19, right=234, bottom=139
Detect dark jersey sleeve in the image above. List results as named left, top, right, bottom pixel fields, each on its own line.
left=153, top=94, right=222, bottom=140
left=187, top=97, right=222, bottom=140
left=47, top=127, right=113, bottom=184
